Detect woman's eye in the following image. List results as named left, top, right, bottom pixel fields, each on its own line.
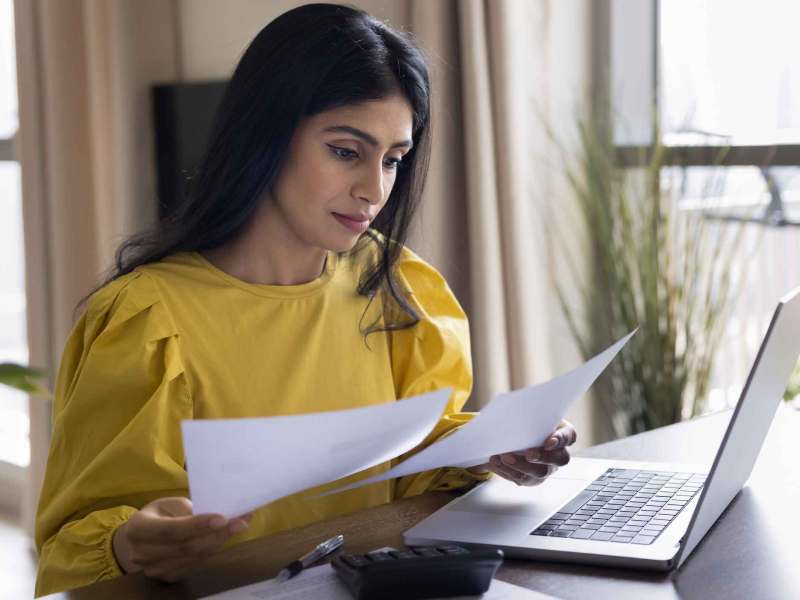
left=383, top=157, right=403, bottom=170
left=328, top=145, right=358, bottom=160
left=328, top=144, right=402, bottom=170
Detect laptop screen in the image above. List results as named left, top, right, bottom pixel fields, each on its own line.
left=674, top=286, right=800, bottom=568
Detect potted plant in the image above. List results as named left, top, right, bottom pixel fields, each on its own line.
left=550, top=109, right=751, bottom=439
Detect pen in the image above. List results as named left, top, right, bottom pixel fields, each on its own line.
left=275, top=534, right=345, bottom=582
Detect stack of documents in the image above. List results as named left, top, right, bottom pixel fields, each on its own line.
left=182, top=331, right=635, bottom=518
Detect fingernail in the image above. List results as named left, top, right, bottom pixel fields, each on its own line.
left=545, top=437, right=558, bottom=450
left=527, top=449, right=541, bottom=462
left=229, top=520, right=248, bottom=534
left=209, top=516, right=227, bottom=529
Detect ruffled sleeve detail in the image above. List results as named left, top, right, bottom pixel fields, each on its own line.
left=38, top=505, right=138, bottom=587
left=388, top=247, right=492, bottom=499
left=35, top=272, right=192, bottom=597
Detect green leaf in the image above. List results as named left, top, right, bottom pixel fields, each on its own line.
left=0, top=363, right=51, bottom=398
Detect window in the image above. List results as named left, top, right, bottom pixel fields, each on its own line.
left=610, top=0, right=800, bottom=411
left=660, top=0, right=800, bottom=226
left=0, top=0, right=29, bottom=468
left=660, top=0, right=800, bottom=147
left=659, top=0, right=800, bottom=409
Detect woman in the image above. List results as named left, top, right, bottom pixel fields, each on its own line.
left=34, top=3, right=576, bottom=596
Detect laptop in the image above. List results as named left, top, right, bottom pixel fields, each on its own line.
left=404, top=286, right=800, bottom=570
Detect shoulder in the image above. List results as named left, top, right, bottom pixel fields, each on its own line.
left=355, top=232, right=463, bottom=324
left=84, top=252, right=207, bottom=328
left=86, top=271, right=157, bottom=319
left=394, top=245, right=448, bottom=296
left=351, top=230, right=448, bottom=293
left=81, top=268, right=177, bottom=344
left=57, top=265, right=187, bottom=402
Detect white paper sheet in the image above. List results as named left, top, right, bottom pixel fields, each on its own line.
left=324, top=330, right=635, bottom=496
left=201, top=558, right=557, bottom=599
left=182, top=388, right=451, bottom=518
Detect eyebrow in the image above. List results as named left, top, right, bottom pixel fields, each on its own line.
left=322, top=125, right=413, bottom=150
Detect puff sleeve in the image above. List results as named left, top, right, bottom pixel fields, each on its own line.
left=389, top=248, right=491, bottom=499
left=34, top=272, right=191, bottom=597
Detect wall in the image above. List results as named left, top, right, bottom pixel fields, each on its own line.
left=177, top=0, right=410, bottom=81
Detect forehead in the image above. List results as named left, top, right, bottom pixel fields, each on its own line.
left=308, top=96, right=414, bottom=142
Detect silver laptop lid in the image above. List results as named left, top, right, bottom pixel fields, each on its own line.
left=674, top=286, right=800, bottom=569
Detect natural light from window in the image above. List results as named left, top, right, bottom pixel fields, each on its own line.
left=0, top=0, right=29, bottom=468
left=659, top=0, right=800, bottom=414
left=660, top=0, right=800, bottom=146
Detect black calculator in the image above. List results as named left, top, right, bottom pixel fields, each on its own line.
left=331, top=544, right=504, bottom=600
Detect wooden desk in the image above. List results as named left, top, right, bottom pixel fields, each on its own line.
left=43, top=407, right=800, bottom=599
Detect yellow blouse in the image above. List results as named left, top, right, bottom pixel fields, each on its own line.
left=34, top=241, right=488, bottom=596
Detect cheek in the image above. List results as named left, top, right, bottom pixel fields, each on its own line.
left=381, top=172, right=398, bottom=205
left=276, top=152, right=343, bottom=211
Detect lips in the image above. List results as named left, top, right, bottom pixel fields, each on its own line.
left=332, top=212, right=371, bottom=234
left=337, top=212, right=372, bottom=222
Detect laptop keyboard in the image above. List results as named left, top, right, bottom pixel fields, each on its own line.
left=531, top=468, right=706, bottom=545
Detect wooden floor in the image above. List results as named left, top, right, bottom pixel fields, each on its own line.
left=0, top=511, right=37, bottom=599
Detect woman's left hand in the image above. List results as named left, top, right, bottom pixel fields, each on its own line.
left=470, top=420, right=577, bottom=486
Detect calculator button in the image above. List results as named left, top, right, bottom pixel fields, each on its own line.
left=389, top=550, right=418, bottom=559
left=366, top=552, right=393, bottom=561
left=412, top=547, right=443, bottom=557
left=437, top=545, right=469, bottom=555
left=342, top=555, right=371, bottom=568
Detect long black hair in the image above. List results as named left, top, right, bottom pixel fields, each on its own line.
left=82, top=3, right=432, bottom=335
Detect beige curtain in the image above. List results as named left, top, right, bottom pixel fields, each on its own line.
left=411, top=0, right=580, bottom=409
left=409, top=0, right=595, bottom=440
left=14, top=0, right=180, bottom=535
left=406, top=1, right=472, bottom=313
left=456, top=0, right=555, bottom=405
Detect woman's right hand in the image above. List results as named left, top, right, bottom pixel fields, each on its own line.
left=111, top=496, right=253, bottom=581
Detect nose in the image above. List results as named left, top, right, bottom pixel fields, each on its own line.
left=352, top=161, right=385, bottom=206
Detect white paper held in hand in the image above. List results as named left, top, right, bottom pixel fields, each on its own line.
left=182, top=388, right=452, bottom=518
left=322, top=329, right=636, bottom=497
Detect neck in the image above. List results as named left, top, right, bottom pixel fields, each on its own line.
left=201, top=201, right=328, bottom=286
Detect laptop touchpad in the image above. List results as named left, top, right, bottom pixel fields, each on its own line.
left=449, top=475, right=589, bottom=518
